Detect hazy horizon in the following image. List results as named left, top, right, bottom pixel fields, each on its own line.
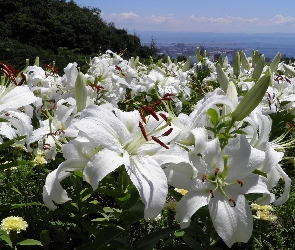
left=74, top=0, right=295, bottom=33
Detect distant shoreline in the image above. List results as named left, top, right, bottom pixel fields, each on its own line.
left=136, top=31, right=295, bottom=58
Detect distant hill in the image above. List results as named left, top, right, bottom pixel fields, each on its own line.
left=0, top=0, right=154, bottom=70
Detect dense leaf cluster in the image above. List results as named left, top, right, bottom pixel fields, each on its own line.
left=0, top=0, right=154, bottom=70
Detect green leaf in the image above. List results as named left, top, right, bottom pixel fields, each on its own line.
left=134, top=225, right=179, bottom=250
left=82, top=221, right=98, bottom=235
left=207, top=108, right=219, bottom=126
left=0, top=230, right=12, bottom=247
left=0, top=202, right=44, bottom=212
left=0, top=160, right=34, bottom=171
left=0, top=136, right=26, bottom=151
left=97, top=187, right=128, bottom=199
left=160, top=246, right=193, bottom=250
left=120, top=201, right=144, bottom=224
left=89, top=226, right=125, bottom=250
left=183, top=235, right=204, bottom=250
left=17, top=239, right=42, bottom=246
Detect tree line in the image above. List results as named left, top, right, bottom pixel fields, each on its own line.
left=0, top=0, right=156, bottom=71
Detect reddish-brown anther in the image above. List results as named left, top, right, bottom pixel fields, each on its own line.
left=151, top=99, right=162, bottom=108
left=237, top=180, right=243, bottom=187
left=151, top=136, right=169, bottom=149
left=210, top=190, right=215, bottom=198
left=215, top=168, right=220, bottom=176
left=161, top=97, right=173, bottom=101
left=115, top=65, right=122, bottom=71
left=162, top=128, right=173, bottom=137
left=139, top=121, right=148, bottom=141
left=144, top=106, right=159, bottom=121
left=139, top=108, right=147, bottom=124
left=229, top=198, right=236, bottom=207
left=163, top=93, right=175, bottom=98
left=0, top=63, right=26, bottom=86
left=159, top=113, right=168, bottom=122
left=202, top=175, right=206, bottom=182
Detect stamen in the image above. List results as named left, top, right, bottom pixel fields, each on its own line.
left=151, top=100, right=162, bottom=108
left=139, top=121, right=148, bottom=141
left=139, top=108, right=147, bottom=124
left=161, top=128, right=173, bottom=136
left=161, top=97, right=173, bottom=101
left=144, top=106, right=159, bottom=121
left=159, top=113, right=168, bottom=122
left=229, top=198, right=236, bottom=207
left=202, top=175, right=206, bottom=182
left=151, top=136, right=169, bottom=149
left=210, top=190, right=214, bottom=198
left=115, top=65, right=122, bottom=71
left=163, top=93, right=175, bottom=98
left=237, top=180, right=243, bottom=187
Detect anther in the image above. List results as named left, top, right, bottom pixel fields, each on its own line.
left=163, top=93, right=175, bottom=98
left=215, top=168, right=220, bottom=176
left=159, top=113, right=168, bottom=122
left=162, top=128, right=173, bottom=137
left=237, top=180, right=243, bottom=187
left=144, top=106, right=159, bottom=121
left=202, top=175, right=206, bottom=182
left=139, top=121, right=148, bottom=141
left=151, top=100, right=162, bottom=108
left=151, top=136, right=169, bottom=149
left=210, top=190, right=214, bottom=198
left=229, top=198, right=236, bottom=207
left=161, top=97, right=173, bottom=101
left=139, top=108, right=147, bottom=124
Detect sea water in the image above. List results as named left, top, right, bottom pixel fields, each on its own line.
left=139, top=31, right=295, bottom=59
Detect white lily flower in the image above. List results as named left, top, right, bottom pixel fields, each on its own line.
left=43, top=104, right=190, bottom=220
left=165, top=130, right=269, bottom=248
left=0, top=85, right=39, bottom=112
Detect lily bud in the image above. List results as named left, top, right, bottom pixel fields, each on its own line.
left=182, top=56, right=191, bottom=71
left=75, top=71, right=87, bottom=112
left=216, top=63, right=229, bottom=93
left=233, top=52, right=240, bottom=79
left=270, top=52, right=281, bottom=73
left=34, top=56, right=39, bottom=67
left=232, top=69, right=271, bottom=121
left=252, top=54, right=265, bottom=81
left=240, top=51, right=250, bottom=71
left=40, top=230, right=50, bottom=249
left=196, top=47, right=203, bottom=62
left=283, top=64, right=295, bottom=77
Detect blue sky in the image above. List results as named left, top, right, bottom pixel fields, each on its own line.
left=73, top=0, right=295, bottom=33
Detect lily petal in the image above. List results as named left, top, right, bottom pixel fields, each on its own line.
left=175, top=190, right=208, bottom=228
left=83, top=148, right=123, bottom=190
left=127, top=155, right=168, bottom=220
left=208, top=191, right=253, bottom=248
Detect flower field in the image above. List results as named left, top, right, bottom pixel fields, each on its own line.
left=0, top=49, right=294, bottom=249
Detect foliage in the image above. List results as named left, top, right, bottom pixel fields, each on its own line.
left=0, top=0, right=155, bottom=70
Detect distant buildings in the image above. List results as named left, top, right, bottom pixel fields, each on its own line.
left=144, top=42, right=272, bottom=64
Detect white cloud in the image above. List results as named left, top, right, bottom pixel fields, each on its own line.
left=270, top=15, right=295, bottom=25
left=100, top=12, right=295, bottom=32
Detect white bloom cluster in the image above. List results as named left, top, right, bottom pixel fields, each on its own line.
left=1, top=50, right=294, bottom=247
